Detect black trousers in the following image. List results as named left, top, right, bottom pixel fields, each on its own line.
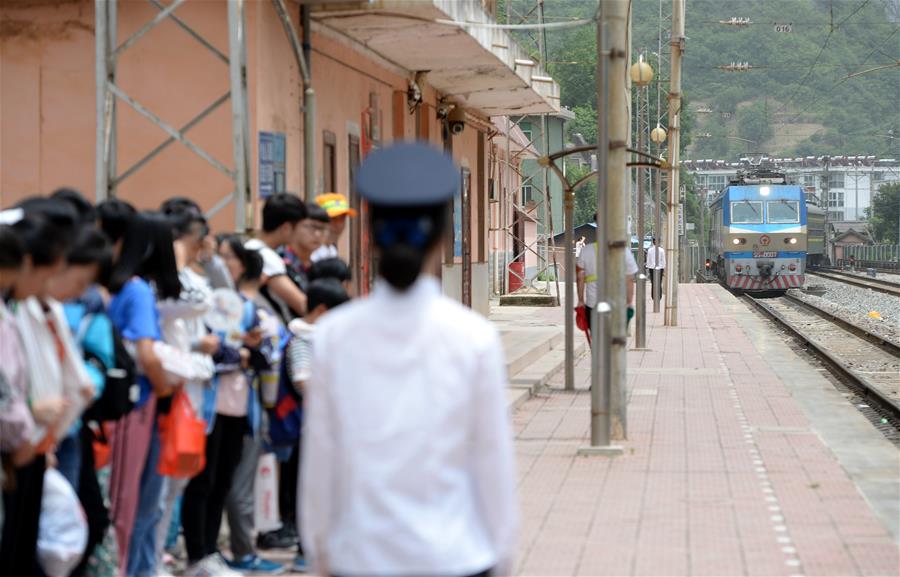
left=70, top=426, right=111, bottom=577
left=182, top=414, right=246, bottom=563
left=648, top=268, right=665, bottom=298
left=0, top=454, right=46, bottom=577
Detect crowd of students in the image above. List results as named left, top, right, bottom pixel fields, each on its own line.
left=0, top=189, right=356, bottom=577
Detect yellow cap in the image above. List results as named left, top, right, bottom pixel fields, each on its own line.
left=316, top=193, right=357, bottom=218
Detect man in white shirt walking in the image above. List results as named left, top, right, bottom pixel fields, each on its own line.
left=645, top=237, right=666, bottom=300
left=301, top=143, right=518, bottom=577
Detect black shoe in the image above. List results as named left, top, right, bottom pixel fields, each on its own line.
left=256, top=526, right=297, bottom=550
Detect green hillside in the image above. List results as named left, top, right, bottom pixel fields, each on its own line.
left=506, top=0, right=900, bottom=160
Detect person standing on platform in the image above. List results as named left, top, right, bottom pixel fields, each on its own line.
left=311, top=193, right=356, bottom=262
left=300, top=143, right=518, bottom=577
left=575, top=215, right=639, bottom=341
left=645, top=237, right=666, bottom=300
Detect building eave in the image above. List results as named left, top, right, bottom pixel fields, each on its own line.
left=310, top=0, right=561, bottom=116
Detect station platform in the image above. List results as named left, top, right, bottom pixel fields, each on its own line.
left=500, top=284, right=899, bottom=577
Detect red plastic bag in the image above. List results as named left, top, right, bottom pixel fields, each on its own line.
left=157, top=390, right=206, bottom=478
left=575, top=305, right=592, bottom=347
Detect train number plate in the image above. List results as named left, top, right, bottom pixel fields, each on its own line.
left=752, top=251, right=777, bottom=258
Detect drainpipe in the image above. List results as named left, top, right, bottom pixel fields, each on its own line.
left=302, top=4, right=316, bottom=198
left=272, top=0, right=315, bottom=199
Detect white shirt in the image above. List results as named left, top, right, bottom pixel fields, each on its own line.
left=646, top=245, right=666, bottom=270
left=575, top=243, right=639, bottom=308
left=311, top=244, right=338, bottom=263
left=244, top=238, right=287, bottom=278
left=300, top=276, right=518, bottom=577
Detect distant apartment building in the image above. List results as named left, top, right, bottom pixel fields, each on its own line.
left=684, top=156, right=900, bottom=222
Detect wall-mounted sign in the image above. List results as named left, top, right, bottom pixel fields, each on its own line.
left=259, top=131, right=286, bottom=199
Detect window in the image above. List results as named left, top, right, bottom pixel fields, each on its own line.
left=707, top=175, right=728, bottom=191
left=829, top=210, right=844, bottom=221
left=520, top=122, right=532, bottom=143
left=730, top=200, right=763, bottom=224
left=694, top=175, right=707, bottom=188
left=323, top=131, right=337, bottom=194
left=827, top=173, right=844, bottom=189
left=767, top=200, right=799, bottom=223
left=522, top=184, right=533, bottom=203
left=872, top=171, right=885, bottom=182
left=802, top=174, right=817, bottom=188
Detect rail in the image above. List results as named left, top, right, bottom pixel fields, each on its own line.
left=743, top=295, right=900, bottom=421
left=807, top=269, right=900, bottom=297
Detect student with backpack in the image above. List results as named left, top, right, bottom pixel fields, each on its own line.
left=245, top=193, right=309, bottom=323
left=101, top=209, right=182, bottom=577
left=273, top=278, right=350, bottom=573
left=152, top=199, right=220, bottom=575
left=217, top=235, right=286, bottom=575
left=180, top=237, right=269, bottom=577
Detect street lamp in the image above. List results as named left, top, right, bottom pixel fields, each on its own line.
left=631, top=57, right=653, bottom=349
left=649, top=125, right=667, bottom=313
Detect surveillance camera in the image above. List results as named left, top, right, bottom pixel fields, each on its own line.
left=448, top=107, right=466, bottom=136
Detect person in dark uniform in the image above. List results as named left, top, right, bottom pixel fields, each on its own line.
left=300, top=143, right=518, bottom=577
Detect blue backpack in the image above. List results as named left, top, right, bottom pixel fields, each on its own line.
left=266, top=334, right=303, bottom=447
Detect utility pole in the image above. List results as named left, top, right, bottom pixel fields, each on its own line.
left=664, top=0, right=684, bottom=327
left=606, top=0, right=629, bottom=440
left=632, top=56, right=653, bottom=349
left=580, top=0, right=626, bottom=455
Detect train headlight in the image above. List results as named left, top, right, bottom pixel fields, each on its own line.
left=735, top=264, right=742, bottom=272
left=760, top=186, right=771, bottom=196
left=784, top=237, right=798, bottom=245
left=732, top=238, right=745, bottom=245
left=788, top=264, right=797, bottom=271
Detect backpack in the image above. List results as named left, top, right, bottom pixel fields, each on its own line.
left=266, top=335, right=303, bottom=447
left=77, top=312, right=139, bottom=422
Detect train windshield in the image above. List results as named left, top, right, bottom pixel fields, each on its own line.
left=730, top=200, right=763, bottom=224
left=767, top=200, right=800, bottom=223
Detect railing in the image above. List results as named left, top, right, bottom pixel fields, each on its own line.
left=843, top=243, right=900, bottom=264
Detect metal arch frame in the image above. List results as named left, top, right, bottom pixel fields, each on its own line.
left=95, top=0, right=252, bottom=231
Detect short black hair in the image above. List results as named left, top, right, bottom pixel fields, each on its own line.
left=219, top=234, right=264, bottom=284
left=262, top=193, right=307, bottom=232
left=0, top=225, right=25, bottom=269
left=11, top=212, right=68, bottom=267
left=161, top=197, right=208, bottom=240
left=308, top=257, right=351, bottom=283
left=51, top=188, right=97, bottom=226
left=98, top=199, right=137, bottom=244
left=307, top=278, right=349, bottom=312
left=68, top=226, right=113, bottom=266
left=306, top=203, right=330, bottom=224
left=18, top=196, right=80, bottom=250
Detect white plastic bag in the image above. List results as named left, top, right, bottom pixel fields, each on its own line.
left=254, top=453, right=281, bottom=532
left=37, top=468, right=88, bottom=577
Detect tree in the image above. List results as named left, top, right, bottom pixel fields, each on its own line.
left=566, top=163, right=598, bottom=226
left=567, top=105, right=597, bottom=143
left=736, top=102, right=772, bottom=148
left=868, top=182, right=900, bottom=244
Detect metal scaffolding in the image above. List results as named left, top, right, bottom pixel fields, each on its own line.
left=95, top=0, right=252, bottom=230
left=495, top=0, right=560, bottom=299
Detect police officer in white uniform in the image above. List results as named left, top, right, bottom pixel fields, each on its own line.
left=300, top=143, right=518, bottom=577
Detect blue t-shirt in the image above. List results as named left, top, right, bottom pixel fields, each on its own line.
left=108, top=278, right=162, bottom=406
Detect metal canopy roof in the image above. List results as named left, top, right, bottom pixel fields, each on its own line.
left=312, top=0, right=561, bottom=115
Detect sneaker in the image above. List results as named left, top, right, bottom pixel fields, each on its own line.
left=184, top=553, right=242, bottom=577
left=256, top=526, right=297, bottom=550
left=226, top=554, right=285, bottom=574
left=292, top=555, right=309, bottom=573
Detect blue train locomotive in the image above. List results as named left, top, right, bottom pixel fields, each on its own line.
left=709, top=169, right=811, bottom=292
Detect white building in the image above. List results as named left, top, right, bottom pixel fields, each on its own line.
left=684, top=156, right=900, bottom=222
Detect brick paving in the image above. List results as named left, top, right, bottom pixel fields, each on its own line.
left=513, top=284, right=899, bottom=577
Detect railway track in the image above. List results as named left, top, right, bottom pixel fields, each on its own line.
left=807, top=269, right=900, bottom=297
left=744, top=294, right=900, bottom=421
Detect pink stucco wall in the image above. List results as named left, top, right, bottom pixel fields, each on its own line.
left=1, top=0, right=492, bottom=302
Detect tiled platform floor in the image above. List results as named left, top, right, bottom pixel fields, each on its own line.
left=513, top=284, right=899, bottom=577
